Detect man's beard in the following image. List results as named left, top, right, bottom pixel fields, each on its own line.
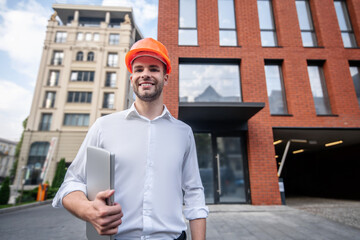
left=133, top=79, right=164, bottom=102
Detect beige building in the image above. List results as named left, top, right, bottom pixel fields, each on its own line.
left=15, top=4, right=142, bottom=188
left=0, top=138, right=17, bottom=181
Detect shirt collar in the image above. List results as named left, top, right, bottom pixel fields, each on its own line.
left=125, top=103, right=172, bottom=121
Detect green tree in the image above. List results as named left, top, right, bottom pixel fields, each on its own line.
left=10, top=118, right=28, bottom=183
left=0, top=177, right=11, bottom=205
left=52, top=158, right=67, bottom=188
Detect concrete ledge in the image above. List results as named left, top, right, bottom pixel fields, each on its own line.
left=0, top=199, right=53, bottom=214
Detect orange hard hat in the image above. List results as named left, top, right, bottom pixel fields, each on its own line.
left=125, top=38, right=171, bottom=74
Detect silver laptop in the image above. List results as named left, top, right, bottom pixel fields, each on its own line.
left=86, top=146, right=115, bottom=240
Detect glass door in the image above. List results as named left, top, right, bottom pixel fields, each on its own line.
left=195, top=133, right=249, bottom=204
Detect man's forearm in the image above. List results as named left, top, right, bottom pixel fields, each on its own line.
left=62, top=190, right=92, bottom=221
left=189, top=218, right=206, bottom=240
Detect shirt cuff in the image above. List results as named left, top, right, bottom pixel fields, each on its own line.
left=183, top=206, right=209, bottom=220
left=52, top=182, right=87, bottom=208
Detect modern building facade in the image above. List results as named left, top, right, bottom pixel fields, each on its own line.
left=0, top=138, right=17, bottom=181
left=15, top=4, right=142, bottom=188
left=158, top=0, right=360, bottom=204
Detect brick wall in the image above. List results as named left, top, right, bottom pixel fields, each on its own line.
left=158, top=0, right=360, bottom=205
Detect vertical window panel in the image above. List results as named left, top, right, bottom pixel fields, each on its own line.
left=179, top=0, right=198, bottom=45
left=334, top=0, right=357, bottom=48
left=350, top=66, right=360, bottom=107
left=47, top=71, right=59, bottom=86
left=296, top=0, right=318, bottom=47
left=218, top=0, right=237, bottom=46
left=264, top=63, right=288, bottom=114
left=257, top=0, right=278, bottom=47
left=307, top=64, right=332, bottom=115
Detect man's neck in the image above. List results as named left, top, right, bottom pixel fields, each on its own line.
left=134, top=98, right=164, bottom=120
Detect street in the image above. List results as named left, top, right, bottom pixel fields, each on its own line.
left=1, top=200, right=360, bottom=240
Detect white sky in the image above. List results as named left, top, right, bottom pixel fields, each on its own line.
left=0, top=0, right=158, bottom=141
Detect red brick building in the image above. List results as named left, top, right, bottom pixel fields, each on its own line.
left=157, top=0, right=360, bottom=205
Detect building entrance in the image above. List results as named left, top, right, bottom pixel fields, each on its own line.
left=194, top=133, right=250, bottom=204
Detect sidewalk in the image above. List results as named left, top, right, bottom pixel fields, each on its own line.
left=202, top=204, right=360, bottom=240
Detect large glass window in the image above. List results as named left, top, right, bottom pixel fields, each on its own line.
left=257, top=0, right=278, bottom=47
left=51, top=51, right=63, bottom=65
left=105, top=72, right=117, bottom=87
left=307, top=63, right=332, bottom=115
left=43, top=91, right=56, bottom=108
left=67, top=92, right=92, bottom=103
left=47, top=70, right=59, bottom=86
left=296, top=0, right=318, bottom=47
left=179, top=63, right=241, bottom=102
left=76, top=32, right=83, bottom=41
left=25, top=142, right=49, bottom=185
left=350, top=65, right=360, bottom=107
left=179, top=0, right=198, bottom=45
left=264, top=62, right=288, bottom=114
left=70, top=71, right=95, bottom=82
left=334, top=0, right=357, bottom=48
left=103, top=93, right=115, bottom=109
left=109, top=34, right=120, bottom=45
left=218, top=0, right=237, bottom=46
left=64, top=114, right=89, bottom=126
left=107, top=53, right=118, bottom=67
left=39, top=113, right=52, bottom=131
left=55, top=31, right=67, bottom=43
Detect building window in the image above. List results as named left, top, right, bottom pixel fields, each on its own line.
left=51, top=51, right=63, bottom=65
left=103, top=93, right=115, bottom=109
left=264, top=62, right=288, bottom=114
left=47, top=70, right=59, bottom=86
left=43, top=91, right=56, bottom=108
left=307, top=63, right=332, bottom=115
left=64, top=114, right=89, bottom=126
left=179, top=62, right=241, bottom=102
left=349, top=65, right=360, bottom=107
left=296, top=0, right=318, bottom=47
left=257, top=0, right=278, bottom=47
left=109, top=34, right=120, bottom=45
left=39, top=113, right=52, bottom=131
left=87, top=52, right=94, bottom=61
left=334, top=0, right=357, bottom=48
left=55, top=31, right=67, bottom=43
left=25, top=142, right=49, bottom=185
left=76, top=51, right=83, bottom=61
left=107, top=53, right=118, bottom=67
left=105, top=72, right=117, bottom=87
left=85, top=32, right=92, bottom=41
left=67, top=91, right=92, bottom=103
left=179, top=0, right=198, bottom=46
left=93, top=33, right=100, bottom=41
left=77, top=32, right=83, bottom=41
left=218, top=0, right=237, bottom=46
left=70, top=71, right=95, bottom=82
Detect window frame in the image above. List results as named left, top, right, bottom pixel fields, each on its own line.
left=295, top=0, right=318, bottom=47
left=178, top=0, right=198, bottom=46
left=334, top=0, right=358, bottom=48
left=63, top=113, right=90, bottom=127
left=43, top=91, right=56, bottom=108
left=51, top=51, right=63, bottom=65
left=47, top=70, right=59, bottom=86
left=264, top=60, right=288, bottom=115
left=103, top=93, right=115, bottom=109
left=39, top=113, right=52, bottom=131
left=218, top=0, right=238, bottom=46
left=109, top=33, right=120, bottom=45
left=307, top=61, right=332, bottom=115
left=67, top=91, right=92, bottom=103
left=55, top=31, right=67, bottom=43
left=257, top=0, right=278, bottom=47
left=107, top=53, right=118, bottom=67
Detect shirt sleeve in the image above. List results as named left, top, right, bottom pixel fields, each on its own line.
left=52, top=119, right=102, bottom=208
left=182, top=128, right=209, bottom=220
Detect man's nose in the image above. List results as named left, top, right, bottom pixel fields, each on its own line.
left=141, top=68, right=150, bottom=78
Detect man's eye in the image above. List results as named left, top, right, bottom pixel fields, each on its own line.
left=150, top=68, right=160, bottom=72
left=134, top=69, right=143, bottom=72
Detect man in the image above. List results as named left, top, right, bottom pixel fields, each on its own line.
left=52, top=38, right=208, bottom=240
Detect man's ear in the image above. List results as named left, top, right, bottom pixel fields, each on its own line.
left=130, top=74, right=133, bottom=86
left=164, top=74, right=169, bottom=86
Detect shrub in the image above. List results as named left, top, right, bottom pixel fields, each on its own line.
left=52, top=158, right=67, bottom=188
left=0, top=177, right=11, bottom=205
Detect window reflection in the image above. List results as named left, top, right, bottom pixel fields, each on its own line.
left=179, top=63, right=241, bottom=102
left=218, top=0, right=237, bottom=46
left=264, top=64, right=287, bottom=114
left=350, top=66, right=360, bottom=107
left=179, top=0, right=197, bottom=45
left=257, top=0, right=278, bottom=47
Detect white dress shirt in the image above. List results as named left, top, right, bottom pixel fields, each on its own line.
left=52, top=104, right=209, bottom=239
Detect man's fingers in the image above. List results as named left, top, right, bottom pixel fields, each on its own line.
left=95, top=189, right=115, bottom=201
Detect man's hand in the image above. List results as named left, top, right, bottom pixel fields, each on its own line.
left=62, top=190, right=123, bottom=236
left=87, top=190, right=123, bottom=235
